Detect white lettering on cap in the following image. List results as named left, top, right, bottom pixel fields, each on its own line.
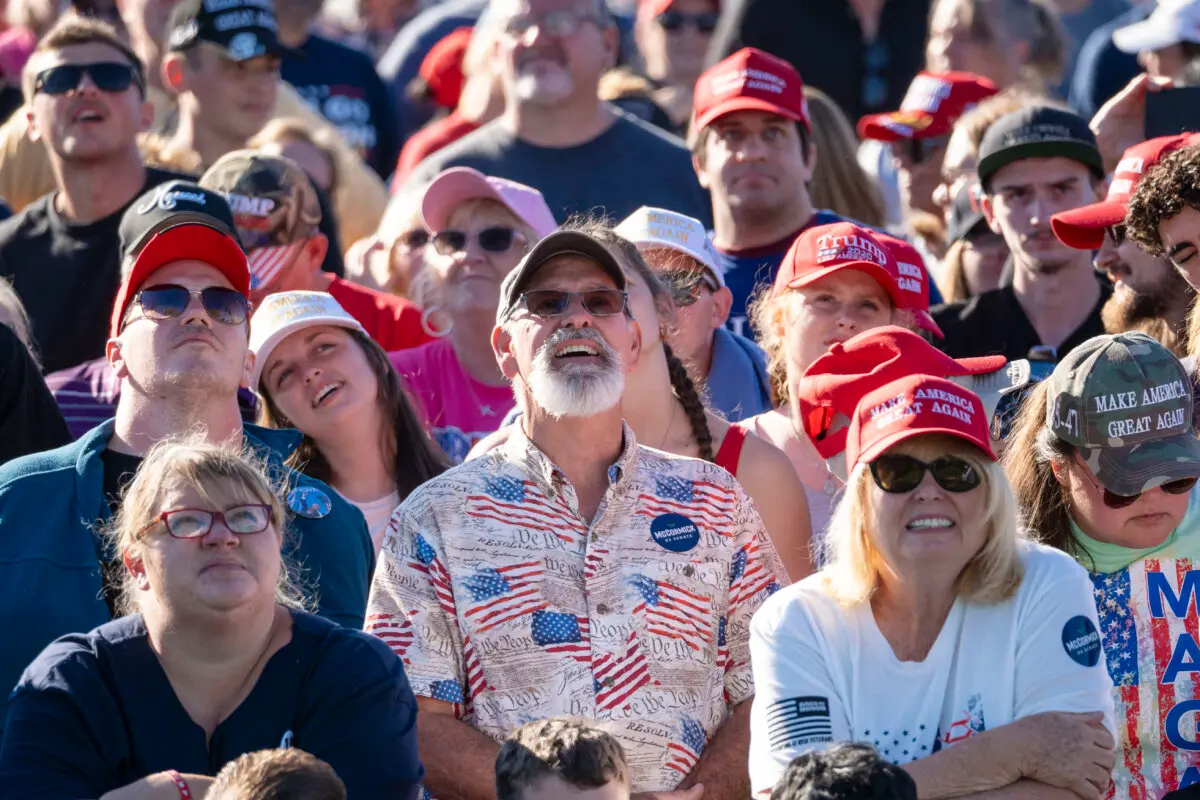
left=227, top=194, right=275, bottom=217
left=901, top=75, right=952, bottom=113
left=814, top=234, right=887, bottom=266
left=136, top=186, right=207, bottom=214
left=709, top=67, right=787, bottom=97
left=1115, top=156, right=1146, bottom=177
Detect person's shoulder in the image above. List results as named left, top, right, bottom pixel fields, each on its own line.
left=17, top=615, right=143, bottom=692
left=389, top=337, right=444, bottom=370
left=1016, top=539, right=1090, bottom=593
left=405, top=120, right=514, bottom=182
left=752, top=571, right=838, bottom=634
left=635, top=442, right=741, bottom=489
left=293, top=609, right=400, bottom=668
left=0, top=192, right=51, bottom=244
left=329, top=276, right=417, bottom=314
left=0, top=433, right=86, bottom=490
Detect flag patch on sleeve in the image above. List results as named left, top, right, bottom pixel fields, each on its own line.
left=766, top=696, right=833, bottom=750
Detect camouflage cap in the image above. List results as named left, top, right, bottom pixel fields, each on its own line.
left=1045, top=332, right=1200, bottom=495
left=200, top=150, right=321, bottom=252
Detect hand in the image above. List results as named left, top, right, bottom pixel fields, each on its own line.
left=632, top=784, right=704, bottom=800
left=1090, top=73, right=1173, bottom=173
left=1019, top=712, right=1115, bottom=800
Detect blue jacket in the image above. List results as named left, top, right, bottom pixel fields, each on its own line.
left=707, top=328, right=772, bottom=422
left=0, top=420, right=374, bottom=734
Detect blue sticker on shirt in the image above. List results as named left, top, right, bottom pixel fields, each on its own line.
left=1062, top=615, right=1102, bottom=667
left=288, top=486, right=332, bottom=519
left=650, top=513, right=700, bottom=552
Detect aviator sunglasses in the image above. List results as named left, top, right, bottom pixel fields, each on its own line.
left=137, top=504, right=274, bottom=540
left=515, top=288, right=629, bottom=318
left=127, top=284, right=250, bottom=327
left=869, top=454, right=982, bottom=494
left=655, top=10, right=720, bottom=32
left=34, top=62, right=141, bottom=96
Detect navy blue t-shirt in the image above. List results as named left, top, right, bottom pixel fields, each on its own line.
left=282, top=34, right=401, bottom=179
left=0, top=611, right=423, bottom=798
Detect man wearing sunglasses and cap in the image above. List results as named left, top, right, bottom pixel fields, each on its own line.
left=633, top=0, right=719, bottom=131
left=0, top=180, right=373, bottom=735
left=367, top=227, right=787, bottom=800
left=199, top=150, right=430, bottom=352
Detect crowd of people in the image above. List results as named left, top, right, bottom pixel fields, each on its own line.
left=2, top=0, right=1200, bottom=798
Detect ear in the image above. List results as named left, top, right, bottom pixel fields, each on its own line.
left=123, top=547, right=150, bottom=590
left=492, top=323, right=520, bottom=381
left=981, top=194, right=1002, bottom=235
left=1049, top=458, right=1067, bottom=486
left=601, top=21, right=619, bottom=71
left=710, top=286, right=733, bottom=328
left=802, top=137, right=818, bottom=179
left=24, top=106, right=42, bottom=144
left=626, top=316, right=643, bottom=372
left=304, top=233, right=329, bottom=271
left=242, top=347, right=255, bottom=390
left=692, top=151, right=711, bottom=191
left=107, top=336, right=130, bottom=379
left=161, top=53, right=187, bottom=95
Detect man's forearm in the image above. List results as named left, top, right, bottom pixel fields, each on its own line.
left=902, top=721, right=1030, bottom=799
left=677, top=701, right=751, bottom=800
left=419, top=712, right=502, bottom=800
left=966, top=780, right=1079, bottom=799
left=100, top=774, right=214, bottom=799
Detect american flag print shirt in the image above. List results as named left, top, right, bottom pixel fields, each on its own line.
left=365, top=424, right=788, bottom=792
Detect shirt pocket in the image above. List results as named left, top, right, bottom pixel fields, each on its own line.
left=624, top=559, right=729, bottom=667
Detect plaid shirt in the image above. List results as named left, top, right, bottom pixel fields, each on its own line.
left=366, top=424, right=787, bottom=791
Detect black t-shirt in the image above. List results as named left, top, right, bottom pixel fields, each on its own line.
left=98, top=448, right=142, bottom=615
left=0, top=167, right=191, bottom=374
left=0, top=324, right=69, bottom=467
left=282, top=34, right=400, bottom=179
left=932, top=277, right=1113, bottom=361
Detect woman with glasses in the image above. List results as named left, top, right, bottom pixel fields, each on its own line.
left=250, top=292, right=448, bottom=552
left=0, top=438, right=422, bottom=797
left=749, top=373, right=1115, bottom=798
left=391, top=167, right=557, bottom=463
left=1005, top=332, right=1200, bottom=797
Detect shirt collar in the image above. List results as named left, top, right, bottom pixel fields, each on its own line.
left=501, top=420, right=640, bottom=490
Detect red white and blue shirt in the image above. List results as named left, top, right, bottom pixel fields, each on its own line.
left=365, top=424, right=787, bottom=791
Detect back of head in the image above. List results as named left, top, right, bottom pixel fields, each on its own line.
left=496, top=718, right=629, bottom=800
left=208, top=749, right=346, bottom=800
left=770, top=743, right=917, bottom=800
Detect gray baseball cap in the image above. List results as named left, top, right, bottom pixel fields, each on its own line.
left=496, top=230, right=627, bottom=325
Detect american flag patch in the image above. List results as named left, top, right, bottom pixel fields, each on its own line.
left=766, top=696, right=833, bottom=751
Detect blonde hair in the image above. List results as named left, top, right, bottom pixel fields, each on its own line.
left=249, top=118, right=342, bottom=195
left=937, top=0, right=1068, bottom=91
left=100, top=436, right=304, bottom=616
left=0, top=276, right=38, bottom=366
left=820, top=434, right=1024, bottom=607
left=209, top=749, right=345, bottom=800
left=936, top=239, right=972, bottom=304
left=803, top=86, right=886, bottom=228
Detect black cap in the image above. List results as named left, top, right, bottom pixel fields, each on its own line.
left=497, top=231, right=627, bottom=324
left=946, top=182, right=988, bottom=246
left=120, top=180, right=243, bottom=261
left=977, top=106, right=1104, bottom=190
left=166, top=0, right=295, bottom=61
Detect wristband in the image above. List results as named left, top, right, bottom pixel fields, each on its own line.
left=165, top=770, right=192, bottom=799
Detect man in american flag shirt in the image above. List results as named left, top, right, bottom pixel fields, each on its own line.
left=366, top=227, right=788, bottom=800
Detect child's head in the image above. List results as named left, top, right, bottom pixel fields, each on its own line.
left=208, top=749, right=346, bottom=800
left=771, top=744, right=917, bottom=800
left=496, top=719, right=630, bottom=800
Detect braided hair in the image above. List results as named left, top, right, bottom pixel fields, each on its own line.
left=561, top=217, right=716, bottom=462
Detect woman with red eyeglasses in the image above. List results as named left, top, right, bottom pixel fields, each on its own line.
left=1005, top=332, right=1200, bottom=799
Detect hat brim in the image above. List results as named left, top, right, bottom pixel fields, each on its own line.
left=914, top=309, right=944, bottom=339
left=978, top=140, right=1104, bottom=190
left=694, top=97, right=808, bottom=133
left=499, top=231, right=627, bottom=323
left=946, top=209, right=987, bottom=246
left=1050, top=200, right=1126, bottom=250
left=854, top=424, right=997, bottom=470
left=1113, top=18, right=1190, bottom=54
left=857, top=111, right=949, bottom=142
left=249, top=313, right=366, bottom=392
left=1080, top=431, right=1200, bottom=497
left=947, top=359, right=1038, bottom=423
left=785, top=261, right=907, bottom=310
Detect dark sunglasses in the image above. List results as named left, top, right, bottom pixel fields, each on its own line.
left=1078, top=463, right=1197, bottom=509
left=138, top=504, right=273, bottom=540
left=897, top=135, right=949, bottom=166
left=655, top=10, right=720, bottom=32
left=516, top=288, right=629, bottom=318
left=869, top=454, right=982, bottom=494
left=431, top=227, right=522, bottom=256
left=130, top=284, right=250, bottom=327
left=34, top=61, right=141, bottom=96
left=396, top=229, right=430, bottom=249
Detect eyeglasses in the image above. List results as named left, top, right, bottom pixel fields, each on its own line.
left=129, top=284, right=250, bottom=327
left=137, top=504, right=273, bottom=540
left=655, top=10, right=719, bottom=33
left=896, top=135, right=949, bottom=166
left=1077, top=460, right=1198, bottom=509
left=516, top=288, right=629, bottom=318
left=431, top=227, right=523, bottom=256
left=869, top=454, right=982, bottom=494
left=504, top=9, right=600, bottom=41
left=34, top=62, right=141, bottom=96
left=396, top=229, right=430, bottom=249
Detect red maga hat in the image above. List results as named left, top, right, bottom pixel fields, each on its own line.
left=693, top=47, right=808, bottom=132
left=858, top=71, right=997, bottom=142
left=874, top=233, right=943, bottom=339
left=773, top=222, right=905, bottom=307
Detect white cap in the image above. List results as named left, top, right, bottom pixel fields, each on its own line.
left=614, top=206, right=726, bottom=288
left=248, top=291, right=366, bottom=392
left=1113, top=1, right=1200, bottom=54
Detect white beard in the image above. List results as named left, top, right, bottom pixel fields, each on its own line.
left=526, top=329, right=625, bottom=419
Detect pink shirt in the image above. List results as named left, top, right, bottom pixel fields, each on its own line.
left=390, top=338, right=515, bottom=463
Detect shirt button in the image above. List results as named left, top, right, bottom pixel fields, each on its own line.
left=682, top=566, right=695, bottom=577
left=596, top=603, right=610, bottom=614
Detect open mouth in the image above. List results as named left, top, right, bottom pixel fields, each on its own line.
left=555, top=343, right=602, bottom=360
left=71, top=106, right=105, bottom=124
left=313, top=382, right=343, bottom=408
left=906, top=517, right=955, bottom=531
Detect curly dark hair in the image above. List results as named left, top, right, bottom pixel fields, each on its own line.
left=771, top=743, right=917, bottom=800
left=1126, top=144, right=1200, bottom=257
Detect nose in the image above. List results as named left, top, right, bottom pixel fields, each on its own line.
left=302, top=364, right=322, bottom=385
left=734, top=133, right=769, bottom=161
left=912, top=469, right=947, bottom=500
left=1093, top=238, right=1125, bottom=281
left=179, top=293, right=214, bottom=329
left=200, top=517, right=239, bottom=548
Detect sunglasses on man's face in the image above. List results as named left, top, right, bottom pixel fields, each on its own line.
left=896, top=135, right=949, bottom=166
left=129, top=284, right=250, bottom=327
left=869, top=454, right=983, bottom=494
left=516, top=288, right=629, bottom=318
left=34, top=62, right=141, bottom=96
left=655, top=10, right=720, bottom=33
left=431, top=227, right=522, bottom=256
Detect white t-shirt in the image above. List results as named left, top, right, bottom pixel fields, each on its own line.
left=338, top=490, right=400, bottom=554
left=748, top=542, right=1115, bottom=796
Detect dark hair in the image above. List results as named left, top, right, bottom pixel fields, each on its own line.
left=257, top=328, right=449, bottom=498
left=1126, top=144, right=1200, bottom=257
left=23, top=16, right=145, bottom=103
left=208, top=748, right=346, bottom=800
left=771, top=744, right=917, bottom=800
left=563, top=217, right=716, bottom=462
left=496, top=718, right=628, bottom=800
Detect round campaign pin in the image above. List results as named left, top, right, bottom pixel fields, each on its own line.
left=288, top=486, right=332, bottom=520
left=1061, top=615, right=1102, bottom=667
left=650, top=513, right=700, bottom=553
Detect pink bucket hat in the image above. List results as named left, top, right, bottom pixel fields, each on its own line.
left=420, top=167, right=559, bottom=239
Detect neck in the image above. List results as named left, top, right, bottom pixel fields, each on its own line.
left=712, top=194, right=813, bottom=251
left=170, top=109, right=244, bottom=170
left=504, top=96, right=616, bottom=148
left=622, top=343, right=682, bottom=447
left=451, top=313, right=507, bottom=385
left=319, top=408, right=397, bottom=503
left=276, top=16, right=312, bottom=48
left=109, top=394, right=245, bottom=456
left=1011, top=254, right=1101, bottom=349
left=51, top=152, right=146, bottom=224
left=872, top=570, right=958, bottom=660
left=523, top=404, right=624, bottom=490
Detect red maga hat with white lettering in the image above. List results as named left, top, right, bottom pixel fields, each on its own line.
left=773, top=222, right=905, bottom=308
left=874, top=233, right=943, bottom=339
left=858, top=71, right=997, bottom=142
left=693, top=47, right=808, bottom=132
left=846, top=373, right=996, bottom=472
left=1051, top=134, right=1200, bottom=250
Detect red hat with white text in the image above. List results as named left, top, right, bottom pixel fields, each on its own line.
left=874, top=233, right=943, bottom=339
left=858, top=71, right=998, bottom=142
left=773, top=222, right=905, bottom=308
left=693, top=47, right=809, bottom=132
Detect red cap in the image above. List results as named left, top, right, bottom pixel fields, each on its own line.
left=845, top=373, right=997, bottom=472
left=1051, top=133, right=1200, bottom=250
left=799, top=326, right=1005, bottom=458
left=874, top=233, right=943, bottom=339
left=857, top=71, right=997, bottom=142
left=110, top=224, right=250, bottom=338
left=693, top=47, right=808, bottom=132
left=418, top=26, right=473, bottom=110
left=774, top=222, right=905, bottom=307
